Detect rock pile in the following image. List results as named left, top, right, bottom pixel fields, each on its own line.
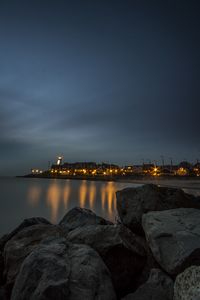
left=1, top=184, right=200, bottom=299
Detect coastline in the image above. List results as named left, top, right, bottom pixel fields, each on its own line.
left=19, top=174, right=200, bottom=190
left=117, top=178, right=200, bottom=190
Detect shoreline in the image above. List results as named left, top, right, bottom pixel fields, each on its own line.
left=117, top=178, right=200, bottom=190
left=19, top=174, right=200, bottom=190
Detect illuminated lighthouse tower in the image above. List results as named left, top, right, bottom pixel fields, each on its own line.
left=56, top=156, right=63, bottom=166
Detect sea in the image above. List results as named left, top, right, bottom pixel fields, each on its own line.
left=0, top=177, right=200, bottom=236
left=0, top=177, right=141, bottom=236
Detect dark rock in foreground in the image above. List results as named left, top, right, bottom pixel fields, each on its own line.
left=67, top=224, right=146, bottom=297
left=0, top=252, right=4, bottom=286
left=116, top=184, right=200, bottom=235
left=59, top=207, right=112, bottom=234
left=142, top=208, right=200, bottom=276
left=0, top=217, right=51, bottom=252
left=0, top=286, right=6, bottom=300
left=122, top=268, right=174, bottom=300
left=1, top=183, right=200, bottom=300
left=11, top=237, right=116, bottom=300
left=4, top=224, right=64, bottom=289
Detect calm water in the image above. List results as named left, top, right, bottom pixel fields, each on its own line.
left=0, top=177, right=141, bottom=235
left=1, top=177, right=200, bottom=236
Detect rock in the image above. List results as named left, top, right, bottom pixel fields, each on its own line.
left=59, top=207, right=113, bottom=233
left=174, top=265, right=200, bottom=300
left=11, top=237, right=116, bottom=300
left=122, top=268, right=173, bottom=300
left=0, top=287, right=7, bottom=300
left=67, top=224, right=146, bottom=297
left=116, top=184, right=200, bottom=235
left=0, top=235, right=9, bottom=253
left=136, top=245, right=160, bottom=286
left=3, top=224, right=64, bottom=289
left=0, top=251, right=4, bottom=285
left=0, top=217, right=51, bottom=251
left=142, top=208, right=200, bottom=276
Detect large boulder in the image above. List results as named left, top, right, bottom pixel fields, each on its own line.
left=116, top=184, right=200, bottom=235
left=3, top=224, right=64, bottom=289
left=59, top=207, right=112, bottom=234
left=122, top=268, right=173, bottom=300
left=0, top=217, right=51, bottom=251
left=142, top=208, right=200, bottom=276
left=11, top=237, right=116, bottom=300
left=174, top=265, right=200, bottom=300
left=67, top=224, right=146, bottom=297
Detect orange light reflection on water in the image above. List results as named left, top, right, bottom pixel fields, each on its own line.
left=27, top=180, right=117, bottom=224
left=101, top=185, right=106, bottom=210
left=46, top=181, right=61, bottom=223
left=79, top=180, right=87, bottom=207
left=89, top=181, right=96, bottom=210
left=27, top=185, right=41, bottom=206
left=100, top=182, right=116, bottom=219
left=63, top=180, right=71, bottom=209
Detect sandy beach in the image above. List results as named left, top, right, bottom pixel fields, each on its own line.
left=119, top=178, right=200, bottom=191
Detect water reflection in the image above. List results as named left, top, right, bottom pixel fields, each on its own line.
left=79, top=180, right=87, bottom=207
left=63, top=180, right=71, bottom=209
left=46, top=180, right=62, bottom=223
left=89, top=181, right=96, bottom=210
left=3, top=177, right=200, bottom=237
left=26, top=179, right=133, bottom=223
left=101, top=182, right=116, bottom=219
left=27, top=185, right=41, bottom=206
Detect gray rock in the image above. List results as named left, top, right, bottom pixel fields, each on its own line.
left=142, top=208, right=200, bottom=275
left=174, top=265, right=200, bottom=300
left=11, top=238, right=116, bottom=300
left=67, top=224, right=146, bottom=297
left=3, top=224, right=64, bottom=288
left=0, top=217, right=51, bottom=251
left=59, top=207, right=112, bottom=234
left=122, top=268, right=174, bottom=300
left=116, top=184, right=200, bottom=235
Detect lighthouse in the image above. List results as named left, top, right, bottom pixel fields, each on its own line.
left=56, top=156, right=63, bottom=166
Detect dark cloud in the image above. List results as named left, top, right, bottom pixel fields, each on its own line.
left=0, top=0, right=200, bottom=175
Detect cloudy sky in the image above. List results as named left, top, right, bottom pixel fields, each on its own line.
left=0, top=0, right=200, bottom=175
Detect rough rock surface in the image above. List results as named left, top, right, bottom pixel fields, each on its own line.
left=59, top=207, right=112, bottom=233
left=142, top=208, right=200, bottom=275
left=3, top=224, right=64, bottom=288
left=174, top=265, right=200, bottom=300
left=67, top=224, right=146, bottom=296
left=116, top=184, right=200, bottom=235
left=122, top=268, right=174, bottom=300
left=11, top=237, right=116, bottom=300
left=0, top=217, right=51, bottom=251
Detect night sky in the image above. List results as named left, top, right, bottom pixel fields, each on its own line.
left=0, top=0, right=200, bottom=175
